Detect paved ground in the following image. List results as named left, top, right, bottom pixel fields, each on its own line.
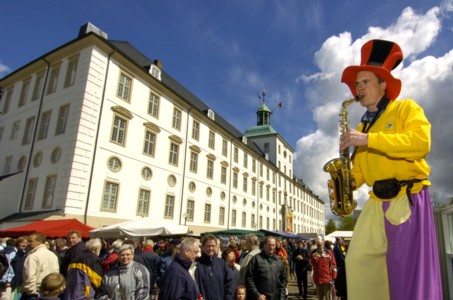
left=286, top=272, right=318, bottom=300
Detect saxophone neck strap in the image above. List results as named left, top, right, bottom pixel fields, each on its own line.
left=351, top=97, right=390, bottom=160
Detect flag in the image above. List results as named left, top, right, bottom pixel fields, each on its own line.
left=278, top=102, right=282, bottom=108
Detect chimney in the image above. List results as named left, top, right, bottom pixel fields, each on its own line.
left=78, top=22, right=108, bottom=39
left=153, top=59, right=163, bottom=69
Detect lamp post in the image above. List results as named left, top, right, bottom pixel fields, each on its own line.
left=183, top=213, right=188, bottom=226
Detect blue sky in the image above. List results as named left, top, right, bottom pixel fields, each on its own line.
left=1, top=0, right=452, bottom=220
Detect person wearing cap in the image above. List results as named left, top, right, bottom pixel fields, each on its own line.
left=340, top=39, right=442, bottom=300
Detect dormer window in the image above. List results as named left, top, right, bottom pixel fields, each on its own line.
left=207, top=109, right=215, bottom=121
left=149, top=65, right=161, bottom=81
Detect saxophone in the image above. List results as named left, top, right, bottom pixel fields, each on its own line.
left=323, top=96, right=361, bottom=217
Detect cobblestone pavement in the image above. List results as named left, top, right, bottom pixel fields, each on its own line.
left=287, top=272, right=318, bottom=300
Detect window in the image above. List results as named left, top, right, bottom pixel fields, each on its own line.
left=141, top=167, right=153, bottom=180
left=172, top=107, right=182, bottom=130
left=266, top=168, right=270, bottom=181
left=101, top=181, right=119, bottom=211
left=187, top=200, right=195, bottom=222
left=164, top=195, right=175, bottom=218
left=168, top=143, right=179, bottom=166
left=234, top=147, right=239, bottom=163
left=107, top=157, right=122, bottom=172
left=143, top=130, right=156, bottom=156
left=110, top=115, right=128, bottom=146
left=37, top=110, right=52, bottom=140
left=207, top=159, right=214, bottom=179
left=32, top=72, right=45, bottom=101
left=42, top=175, right=57, bottom=208
left=243, top=175, right=248, bottom=192
left=188, top=182, right=196, bottom=193
left=221, top=166, right=227, bottom=184
left=222, top=139, right=228, bottom=157
left=2, top=87, right=13, bottom=114
left=64, top=56, right=78, bottom=88
left=208, top=130, right=215, bottom=149
left=117, top=72, right=132, bottom=101
left=17, top=156, right=26, bottom=171
left=218, top=206, right=224, bottom=225
left=264, top=142, right=270, bottom=153
left=51, top=147, right=62, bottom=164
left=232, top=209, right=237, bottom=227
left=167, top=175, right=177, bottom=187
left=243, top=153, right=248, bottom=168
left=251, top=214, right=256, bottom=228
left=233, top=172, right=238, bottom=188
left=252, top=181, right=256, bottom=196
left=189, top=152, right=198, bottom=173
left=252, top=159, right=256, bottom=173
left=18, top=78, right=30, bottom=107
left=24, top=178, right=38, bottom=210
left=259, top=184, right=263, bottom=199
left=10, top=121, right=20, bottom=140
left=260, top=163, right=263, bottom=177
left=192, top=120, right=200, bottom=140
left=148, top=91, right=160, bottom=118
left=137, top=189, right=150, bottom=216
left=4, top=156, right=12, bottom=174
left=55, top=104, right=70, bottom=135
left=259, top=216, right=263, bottom=229
left=46, top=64, right=61, bottom=94
left=22, top=116, right=35, bottom=145
left=242, top=212, right=247, bottom=227
left=273, top=190, right=276, bottom=203
left=33, top=152, right=43, bottom=168
left=266, top=187, right=270, bottom=201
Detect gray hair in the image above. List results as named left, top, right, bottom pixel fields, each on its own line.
left=111, top=239, right=123, bottom=252
left=119, top=243, right=135, bottom=254
left=245, top=234, right=259, bottom=246
left=86, top=238, right=102, bottom=251
left=180, top=237, right=200, bottom=254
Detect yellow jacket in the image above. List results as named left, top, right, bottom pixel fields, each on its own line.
left=352, top=99, right=431, bottom=198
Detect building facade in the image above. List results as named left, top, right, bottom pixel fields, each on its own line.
left=0, top=23, right=325, bottom=236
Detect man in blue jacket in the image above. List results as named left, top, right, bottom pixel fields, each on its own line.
left=158, top=238, right=200, bottom=300
left=195, top=235, right=234, bottom=300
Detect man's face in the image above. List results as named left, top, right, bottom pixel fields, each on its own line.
left=245, top=238, right=253, bottom=251
left=119, top=249, right=134, bottom=266
left=316, top=240, right=324, bottom=250
left=297, top=242, right=303, bottom=249
left=27, top=235, right=41, bottom=250
left=355, top=71, right=387, bottom=111
left=68, top=233, right=81, bottom=246
left=264, top=238, right=276, bottom=256
left=202, top=239, right=217, bottom=257
left=185, top=243, right=200, bottom=262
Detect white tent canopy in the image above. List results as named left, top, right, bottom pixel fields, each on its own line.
left=89, top=219, right=189, bottom=238
left=325, top=230, right=353, bottom=241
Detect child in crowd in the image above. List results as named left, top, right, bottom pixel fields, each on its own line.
left=39, top=273, right=66, bottom=300
left=235, top=285, right=246, bottom=300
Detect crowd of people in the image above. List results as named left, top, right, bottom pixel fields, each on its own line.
left=0, top=231, right=350, bottom=300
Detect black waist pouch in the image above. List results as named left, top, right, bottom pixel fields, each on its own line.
left=373, top=178, right=401, bottom=199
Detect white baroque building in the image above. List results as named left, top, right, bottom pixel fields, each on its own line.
left=0, top=23, right=325, bottom=236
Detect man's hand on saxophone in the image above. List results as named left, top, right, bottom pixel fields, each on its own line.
left=340, top=128, right=368, bottom=151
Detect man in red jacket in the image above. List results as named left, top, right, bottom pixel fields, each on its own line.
left=310, top=236, right=336, bottom=300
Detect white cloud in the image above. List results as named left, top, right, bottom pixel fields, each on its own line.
left=293, top=6, right=452, bottom=221
left=0, top=62, right=10, bottom=77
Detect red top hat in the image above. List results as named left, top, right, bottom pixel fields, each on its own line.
left=341, top=39, right=403, bottom=100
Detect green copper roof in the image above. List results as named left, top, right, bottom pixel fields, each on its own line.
left=244, top=124, right=277, bottom=137
left=258, top=103, right=271, bottom=112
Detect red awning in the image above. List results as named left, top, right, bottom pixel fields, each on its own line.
left=0, top=219, right=95, bottom=238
